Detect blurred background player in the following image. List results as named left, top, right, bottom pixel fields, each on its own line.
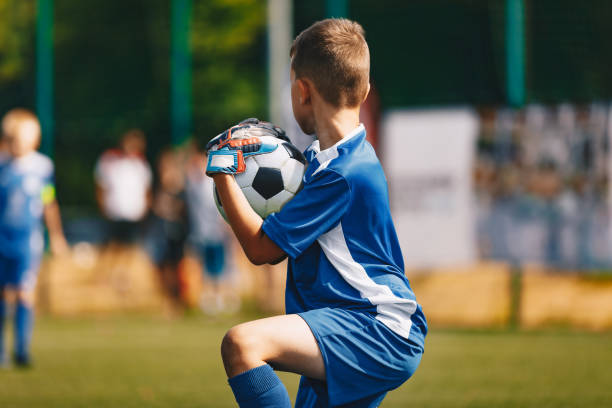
left=184, top=142, right=237, bottom=315
left=0, top=108, right=68, bottom=367
left=146, top=147, right=187, bottom=307
left=94, top=129, right=152, bottom=275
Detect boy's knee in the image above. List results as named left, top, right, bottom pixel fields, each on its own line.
left=1, top=287, right=17, bottom=303
left=221, top=324, right=259, bottom=368
left=17, top=290, right=35, bottom=306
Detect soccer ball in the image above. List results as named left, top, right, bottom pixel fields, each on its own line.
left=214, top=136, right=307, bottom=220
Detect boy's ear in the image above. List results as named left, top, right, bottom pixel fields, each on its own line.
left=297, top=78, right=311, bottom=105
left=363, top=83, right=371, bottom=103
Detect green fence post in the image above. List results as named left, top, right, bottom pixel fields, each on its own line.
left=36, top=0, right=54, bottom=157
left=171, top=0, right=192, bottom=146
left=506, top=0, right=525, bottom=107
left=326, top=0, right=348, bottom=18
left=506, top=0, right=525, bottom=327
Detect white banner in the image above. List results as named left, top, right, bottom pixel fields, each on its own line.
left=382, top=109, right=478, bottom=269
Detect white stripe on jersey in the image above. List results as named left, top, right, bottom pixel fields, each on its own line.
left=317, top=223, right=418, bottom=339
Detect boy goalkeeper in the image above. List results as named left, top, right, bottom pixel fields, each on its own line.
left=206, top=19, right=427, bottom=407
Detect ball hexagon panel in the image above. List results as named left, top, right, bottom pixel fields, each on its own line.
left=266, top=190, right=295, bottom=214
left=280, top=159, right=305, bottom=194
left=236, top=156, right=259, bottom=189
left=241, top=186, right=267, bottom=218
left=251, top=167, right=285, bottom=200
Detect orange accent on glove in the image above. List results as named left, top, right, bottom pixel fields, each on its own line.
left=236, top=150, right=246, bottom=173
left=228, top=137, right=261, bottom=148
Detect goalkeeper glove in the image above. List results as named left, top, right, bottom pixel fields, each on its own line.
left=205, top=118, right=285, bottom=176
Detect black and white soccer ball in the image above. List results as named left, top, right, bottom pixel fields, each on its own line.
left=214, top=135, right=307, bottom=220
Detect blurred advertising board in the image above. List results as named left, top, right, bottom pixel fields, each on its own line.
left=382, top=109, right=478, bottom=269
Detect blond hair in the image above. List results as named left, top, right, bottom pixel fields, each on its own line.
left=290, top=18, right=370, bottom=107
left=2, top=108, right=41, bottom=140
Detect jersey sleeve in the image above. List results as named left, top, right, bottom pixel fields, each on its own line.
left=262, top=169, right=350, bottom=258
left=40, top=155, right=56, bottom=205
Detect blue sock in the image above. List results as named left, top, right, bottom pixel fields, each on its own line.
left=228, top=364, right=291, bottom=408
left=14, top=301, right=33, bottom=361
left=0, top=297, right=5, bottom=360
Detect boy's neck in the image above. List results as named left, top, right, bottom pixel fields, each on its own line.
left=10, top=150, right=34, bottom=159
left=313, top=103, right=361, bottom=151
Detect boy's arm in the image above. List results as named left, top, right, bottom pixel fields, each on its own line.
left=95, top=183, right=106, bottom=215
left=43, top=199, right=69, bottom=256
left=213, top=173, right=286, bottom=265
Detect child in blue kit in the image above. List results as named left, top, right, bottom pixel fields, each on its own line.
left=206, top=19, right=427, bottom=407
left=0, top=108, right=68, bottom=367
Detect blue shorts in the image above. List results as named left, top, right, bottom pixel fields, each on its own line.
left=297, top=308, right=424, bottom=407
left=191, top=242, right=226, bottom=279
left=0, top=252, right=40, bottom=291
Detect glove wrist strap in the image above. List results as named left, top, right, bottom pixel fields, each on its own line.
left=206, top=149, right=245, bottom=175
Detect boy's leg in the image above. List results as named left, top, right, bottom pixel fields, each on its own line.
left=13, top=258, right=39, bottom=367
left=221, top=314, right=325, bottom=407
left=0, top=286, right=6, bottom=364
left=227, top=364, right=292, bottom=408
left=14, top=289, right=35, bottom=366
left=0, top=254, right=15, bottom=365
left=222, top=314, right=324, bottom=379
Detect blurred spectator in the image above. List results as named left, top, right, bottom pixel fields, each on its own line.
left=94, top=129, right=152, bottom=243
left=0, top=108, right=68, bottom=367
left=146, top=148, right=187, bottom=305
left=93, top=129, right=152, bottom=281
left=183, top=141, right=237, bottom=314
left=475, top=103, right=612, bottom=269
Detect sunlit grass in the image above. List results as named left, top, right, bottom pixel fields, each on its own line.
left=0, top=316, right=610, bottom=407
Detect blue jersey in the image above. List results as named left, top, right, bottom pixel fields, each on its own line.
left=0, top=151, right=54, bottom=259
left=263, top=125, right=427, bottom=347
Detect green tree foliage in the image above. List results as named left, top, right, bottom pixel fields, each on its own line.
left=0, top=0, right=267, bottom=209
left=0, top=0, right=35, bottom=112
left=191, top=0, right=267, bottom=139
left=3, top=0, right=611, bottom=210
left=0, top=0, right=35, bottom=81
left=35, top=0, right=265, bottom=209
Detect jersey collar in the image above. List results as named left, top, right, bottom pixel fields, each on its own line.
left=309, top=123, right=365, bottom=164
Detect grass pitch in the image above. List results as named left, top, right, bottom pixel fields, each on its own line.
left=0, top=315, right=611, bottom=407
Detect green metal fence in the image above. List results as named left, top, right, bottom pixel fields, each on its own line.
left=1, top=0, right=611, bottom=210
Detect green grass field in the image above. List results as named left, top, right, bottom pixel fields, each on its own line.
left=1, top=315, right=611, bottom=407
